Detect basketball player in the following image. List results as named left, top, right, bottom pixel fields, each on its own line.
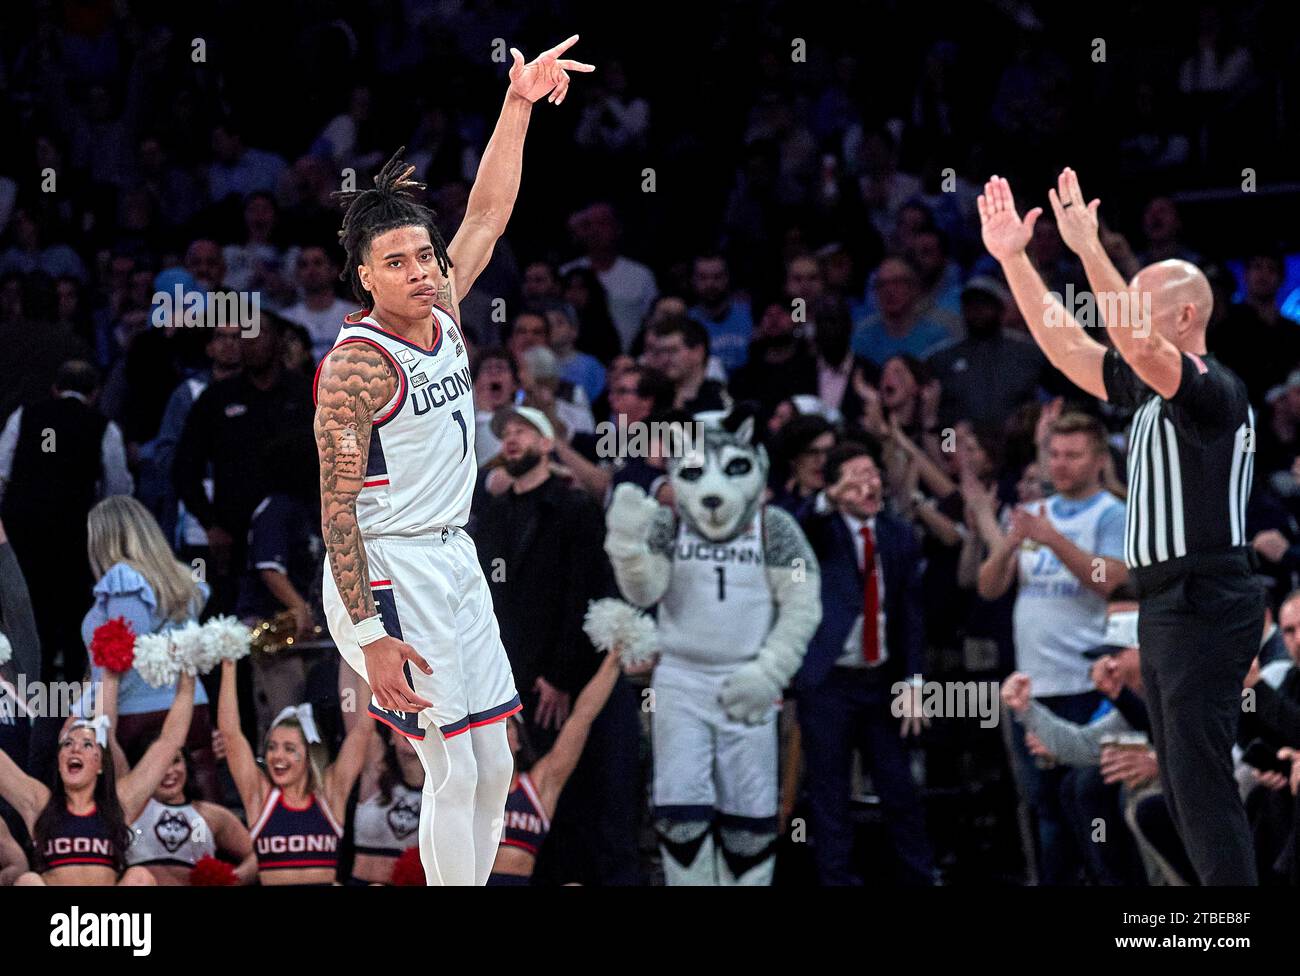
left=314, top=36, right=595, bottom=886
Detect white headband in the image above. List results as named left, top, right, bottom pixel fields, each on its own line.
left=70, top=714, right=112, bottom=748
left=270, top=703, right=321, bottom=744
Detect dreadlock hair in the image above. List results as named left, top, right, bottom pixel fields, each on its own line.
left=332, top=148, right=453, bottom=308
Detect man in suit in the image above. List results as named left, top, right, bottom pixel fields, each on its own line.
left=796, top=441, right=936, bottom=885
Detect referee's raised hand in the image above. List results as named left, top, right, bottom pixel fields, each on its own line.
left=1047, top=167, right=1102, bottom=256
left=977, top=176, right=1041, bottom=262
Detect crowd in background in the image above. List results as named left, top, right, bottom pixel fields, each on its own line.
left=3, top=0, right=1300, bottom=884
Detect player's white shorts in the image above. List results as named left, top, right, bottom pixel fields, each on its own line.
left=324, top=527, right=520, bottom=741
left=651, top=657, right=779, bottom=824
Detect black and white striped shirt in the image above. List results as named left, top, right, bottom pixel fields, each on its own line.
left=1102, top=348, right=1254, bottom=570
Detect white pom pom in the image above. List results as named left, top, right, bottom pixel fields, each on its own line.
left=0, top=630, right=12, bottom=668
left=618, top=612, right=659, bottom=668
left=583, top=598, right=639, bottom=653
left=134, top=632, right=182, bottom=689
left=198, top=615, right=251, bottom=670
left=170, top=621, right=206, bottom=676
left=583, top=598, right=658, bottom=667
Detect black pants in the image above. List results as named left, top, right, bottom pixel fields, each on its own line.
left=799, top=668, right=935, bottom=885
left=1135, top=550, right=1263, bottom=885
left=1062, top=766, right=1147, bottom=885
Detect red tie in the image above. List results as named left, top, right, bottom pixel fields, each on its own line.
left=859, top=523, right=881, bottom=664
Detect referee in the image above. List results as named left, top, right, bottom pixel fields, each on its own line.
left=979, top=169, right=1264, bottom=885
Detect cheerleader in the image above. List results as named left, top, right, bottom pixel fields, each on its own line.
left=1, top=671, right=196, bottom=885
left=217, top=658, right=373, bottom=884
left=124, top=746, right=256, bottom=885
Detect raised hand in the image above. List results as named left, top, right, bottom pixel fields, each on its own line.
left=1048, top=167, right=1102, bottom=257
left=1090, top=656, right=1124, bottom=699
left=959, top=469, right=995, bottom=524
left=1034, top=396, right=1064, bottom=448
left=1001, top=672, right=1032, bottom=714
left=977, top=176, right=1042, bottom=262
left=852, top=373, right=890, bottom=441
left=508, top=34, right=595, bottom=106
left=1011, top=503, right=1055, bottom=546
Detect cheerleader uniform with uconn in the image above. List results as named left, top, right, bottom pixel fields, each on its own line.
left=249, top=787, right=342, bottom=874
left=315, top=307, right=520, bottom=742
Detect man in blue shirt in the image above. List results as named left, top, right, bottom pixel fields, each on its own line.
left=851, top=256, right=951, bottom=366
left=689, top=254, right=753, bottom=374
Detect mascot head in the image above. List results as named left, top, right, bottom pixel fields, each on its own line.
left=666, top=416, right=769, bottom=542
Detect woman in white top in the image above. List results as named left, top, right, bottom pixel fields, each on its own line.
left=347, top=726, right=423, bottom=884
left=123, top=744, right=256, bottom=886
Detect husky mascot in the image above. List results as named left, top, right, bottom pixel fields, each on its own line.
left=604, top=416, right=822, bottom=884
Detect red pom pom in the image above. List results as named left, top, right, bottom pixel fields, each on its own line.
left=90, top=617, right=136, bottom=673
left=189, top=855, right=238, bottom=886
left=390, top=846, right=425, bottom=886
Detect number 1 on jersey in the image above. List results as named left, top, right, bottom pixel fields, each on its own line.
left=714, top=565, right=725, bottom=601
left=452, top=409, right=467, bottom=461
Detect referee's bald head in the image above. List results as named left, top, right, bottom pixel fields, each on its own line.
left=1131, top=259, right=1214, bottom=349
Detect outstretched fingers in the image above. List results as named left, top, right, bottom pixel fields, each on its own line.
left=1047, top=186, right=1066, bottom=220
left=995, top=176, right=1015, bottom=214
left=540, top=33, right=581, bottom=59
left=1063, top=167, right=1085, bottom=207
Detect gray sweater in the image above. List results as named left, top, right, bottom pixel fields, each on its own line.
left=1019, top=700, right=1133, bottom=767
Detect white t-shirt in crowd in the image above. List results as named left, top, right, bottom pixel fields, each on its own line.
left=559, top=255, right=657, bottom=352
left=281, top=297, right=361, bottom=363
left=1013, top=491, right=1127, bottom=697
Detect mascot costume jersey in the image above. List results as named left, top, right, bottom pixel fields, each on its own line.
left=604, top=417, right=822, bottom=884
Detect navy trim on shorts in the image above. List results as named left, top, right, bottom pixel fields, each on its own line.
left=717, top=812, right=779, bottom=833
left=486, top=872, right=532, bottom=886
left=369, top=701, right=424, bottom=741
left=371, top=588, right=404, bottom=640
left=366, top=587, right=426, bottom=738
left=653, top=804, right=717, bottom=823
left=439, top=693, right=523, bottom=739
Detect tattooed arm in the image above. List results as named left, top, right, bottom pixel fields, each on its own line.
left=314, top=343, right=433, bottom=712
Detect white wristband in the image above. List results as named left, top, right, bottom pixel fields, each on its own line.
left=354, top=615, right=388, bottom=646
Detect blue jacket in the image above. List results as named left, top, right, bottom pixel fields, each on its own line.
left=795, top=504, right=926, bottom=691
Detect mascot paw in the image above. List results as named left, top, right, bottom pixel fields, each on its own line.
left=719, top=663, right=780, bottom=725
left=607, top=482, right=661, bottom=545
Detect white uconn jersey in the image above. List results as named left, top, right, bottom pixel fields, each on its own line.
left=657, top=511, right=775, bottom=668
left=315, top=307, right=476, bottom=537
left=1013, top=491, right=1126, bottom=696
